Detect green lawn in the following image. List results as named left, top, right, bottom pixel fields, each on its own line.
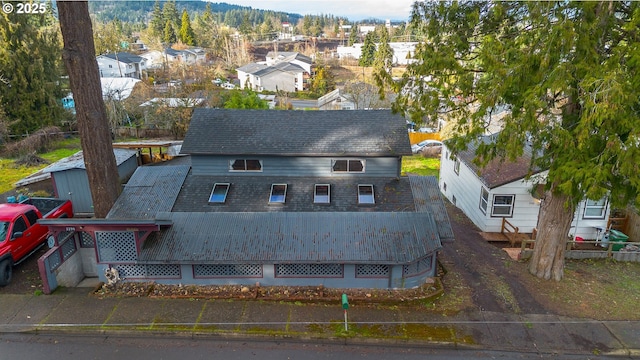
left=402, top=155, right=440, bottom=177
left=0, top=137, right=82, bottom=194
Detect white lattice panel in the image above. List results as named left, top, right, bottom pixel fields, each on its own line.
left=275, top=263, right=343, bottom=278
left=356, top=264, right=389, bottom=278
left=96, top=231, right=137, bottom=262
left=194, top=264, right=263, bottom=278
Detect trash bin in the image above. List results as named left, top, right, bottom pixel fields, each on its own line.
left=609, top=229, right=629, bottom=251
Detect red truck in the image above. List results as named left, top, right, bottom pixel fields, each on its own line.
left=0, top=197, right=73, bottom=286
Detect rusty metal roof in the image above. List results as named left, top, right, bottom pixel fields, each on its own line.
left=139, top=211, right=441, bottom=264
left=107, top=165, right=190, bottom=219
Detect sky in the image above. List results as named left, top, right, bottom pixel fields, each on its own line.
left=219, top=0, right=418, bottom=21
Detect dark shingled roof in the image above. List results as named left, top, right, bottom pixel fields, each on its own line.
left=172, top=174, right=416, bottom=213
left=180, top=109, right=412, bottom=157
left=102, top=52, right=144, bottom=64
left=457, top=135, right=543, bottom=189
left=139, top=211, right=441, bottom=264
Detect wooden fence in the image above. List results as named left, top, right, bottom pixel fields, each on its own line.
left=518, top=239, right=640, bottom=262
left=408, top=132, right=441, bottom=145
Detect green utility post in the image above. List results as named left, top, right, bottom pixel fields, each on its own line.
left=341, top=293, right=349, bottom=331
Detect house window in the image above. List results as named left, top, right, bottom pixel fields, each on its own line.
left=314, top=184, right=330, bottom=204
left=209, top=183, right=230, bottom=204
left=584, top=198, right=607, bottom=219
left=357, top=184, right=375, bottom=204
left=454, top=157, right=461, bottom=175
left=479, top=187, right=489, bottom=214
left=229, top=159, right=262, bottom=172
left=269, top=184, right=287, bottom=204
left=332, top=159, right=365, bottom=173
left=491, top=195, right=515, bottom=217
left=108, top=65, right=113, bottom=68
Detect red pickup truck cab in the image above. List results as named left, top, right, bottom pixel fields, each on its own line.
left=0, top=198, right=73, bottom=286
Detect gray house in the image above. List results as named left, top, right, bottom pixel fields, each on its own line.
left=39, top=110, right=453, bottom=291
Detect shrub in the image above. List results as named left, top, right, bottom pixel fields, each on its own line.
left=2, top=126, right=62, bottom=158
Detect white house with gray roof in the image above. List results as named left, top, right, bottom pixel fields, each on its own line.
left=237, top=52, right=313, bottom=92
left=440, top=135, right=610, bottom=241
left=96, top=52, right=145, bottom=79
left=37, top=110, right=453, bottom=291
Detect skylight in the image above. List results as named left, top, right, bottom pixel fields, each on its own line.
left=269, top=184, right=287, bottom=204
left=314, top=184, right=330, bottom=204
left=357, top=184, right=375, bottom=204
left=209, top=183, right=230, bottom=204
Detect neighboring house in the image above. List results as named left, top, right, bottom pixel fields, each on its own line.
left=39, top=110, right=454, bottom=291
left=237, top=52, right=313, bottom=92
left=163, top=47, right=206, bottom=65
left=317, top=89, right=355, bottom=110
left=439, top=135, right=610, bottom=240
left=139, top=97, right=205, bottom=108
left=163, top=47, right=183, bottom=62
left=318, top=84, right=394, bottom=110
left=139, top=49, right=164, bottom=70
left=96, top=52, right=145, bottom=79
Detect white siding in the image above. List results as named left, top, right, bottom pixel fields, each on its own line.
left=439, top=147, right=490, bottom=230
left=440, top=145, right=542, bottom=233
left=570, top=199, right=611, bottom=240
left=439, top=144, right=610, bottom=237
left=484, top=179, right=541, bottom=233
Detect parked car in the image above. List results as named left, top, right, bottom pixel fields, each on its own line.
left=411, top=140, right=443, bottom=154
left=0, top=197, right=73, bottom=286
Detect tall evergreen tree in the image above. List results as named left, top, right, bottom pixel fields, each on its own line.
left=359, top=32, right=376, bottom=67
left=348, top=25, right=358, bottom=46
left=388, top=1, right=640, bottom=281
left=374, top=27, right=393, bottom=73
left=162, top=0, right=180, bottom=28
left=0, top=6, right=66, bottom=135
left=163, top=20, right=177, bottom=44
left=179, top=9, right=196, bottom=45
left=149, top=0, right=164, bottom=37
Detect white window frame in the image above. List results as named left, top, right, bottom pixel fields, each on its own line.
left=229, top=159, right=263, bottom=172
left=357, top=184, right=375, bottom=205
left=332, top=159, right=365, bottom=173
left=269, top=184, right=287, bottom=204
left=314, top=184, right=330, bottom=204
left=491, top=194, right=515, bottom=217
left=208, top=183, right=230, bottom=204
left=583, top=198, right=607, bottom=219
left=479, top=187, right=489, bottom=214
left=454, top=157, right=461, bottom=175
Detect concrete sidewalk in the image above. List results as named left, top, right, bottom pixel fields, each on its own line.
left=0, top=286, right=638, bottom=357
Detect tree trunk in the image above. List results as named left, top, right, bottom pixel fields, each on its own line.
left=57, top=1, right=120, bottom=218
left=528, top=183, right=575, bottom=281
